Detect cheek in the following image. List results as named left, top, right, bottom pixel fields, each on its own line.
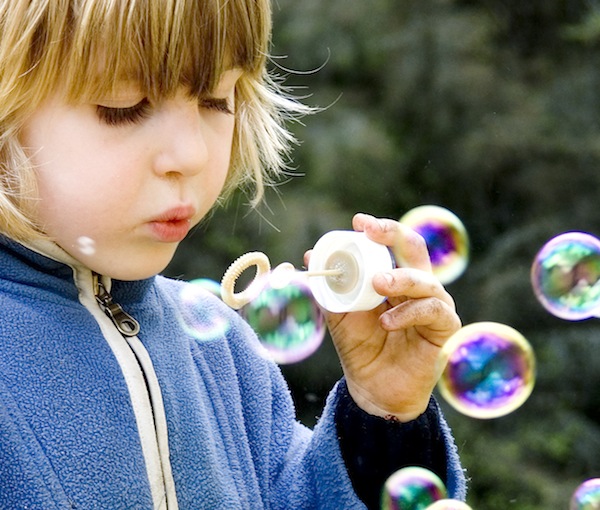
left=33, top=172, right=95, bottom=239
left=207, top=121, right=236, bottom=187
left=218, top=120, right=237, bottom=181
left=30, top=155, right=79, bottom=227
left=217, top=141, right=234, bottom=186
left=32, top=147, right=136, bottom=239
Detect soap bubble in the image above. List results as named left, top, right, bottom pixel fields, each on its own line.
left=426, top=500, right=473, bottom=510
left=531, top=232, right=600, bottom=320
left=241, top=271, right=325, bottom=364
left=400, top=205, right=469, bottom=284
left=571, top=478, right=600, bottom=510
left=178, top=281, right=230, bottom=341
left=438, top=322, right=535, bottom=419
left=381, top=466, right=447, bottom=510
left=188, top=278, right=222, bottom=299
left=76, top=236, right=96, bottom=256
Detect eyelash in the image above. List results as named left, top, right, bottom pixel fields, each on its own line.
left=96, top=98, right=151, bottom=126
left=199, top=98, right=234, bottom=115
left=96, top=97, right=234, bottom=126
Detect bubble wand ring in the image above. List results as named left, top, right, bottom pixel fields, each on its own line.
left=221, top=252, right=271, bottom=309
left=221, top=231, right=396, bottom=313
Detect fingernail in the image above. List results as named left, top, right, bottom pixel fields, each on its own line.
left=380, top=312, right=392, bottom=329
left=378, top=272, right=394, bottom=285
left=373, top=273, right=394, bottom=287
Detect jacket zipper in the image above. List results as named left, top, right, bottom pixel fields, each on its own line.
left=93, top=274, right=141, bottom=337
left=92, top=273, right=173, bottom=508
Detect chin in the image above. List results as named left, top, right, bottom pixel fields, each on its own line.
left=110, top=261, right=172, bottom=281
left=111, top=270, right=164, bottom=281
left=81, top=243, right=177, bottom=281
left=93, top=258, right=173, bottom=282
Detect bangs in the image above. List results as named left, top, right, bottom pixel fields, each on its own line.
left=26, top=0, right=271, bottom=102
left=0, top=0, right=305, bottom=242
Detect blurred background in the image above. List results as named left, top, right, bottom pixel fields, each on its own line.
left=165, top=1, right=600, bottom=507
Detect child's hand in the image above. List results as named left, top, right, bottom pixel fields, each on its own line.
left=306, top=213, right=461, bottom=422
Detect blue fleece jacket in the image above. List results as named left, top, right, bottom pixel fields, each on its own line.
left=0, top=236, right=466, bottom=509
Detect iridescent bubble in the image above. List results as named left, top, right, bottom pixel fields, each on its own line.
left=178, top=281, right=230, bottom=341
left=571, top=478, right=600, bottom=510
left=400, top=205, right=469, bottom=285
left=531, top=232, right=600, bottom=320
left=188, top=278, right=222, bottom=299
left=438, top=322, right=535, bottom=419
left=426, top=500, right=473, bottom=510
left=241, top=270, right=325, bottom=364
left=381, top=466, right=447, bottom=510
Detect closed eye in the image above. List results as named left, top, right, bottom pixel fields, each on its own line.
left=96, top=98, right=151, bottom=126
left=199, top=97, right=234, bottom=115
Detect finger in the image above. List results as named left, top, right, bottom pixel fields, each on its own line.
left=303, top=249, right=312, bottom=268
left=372, top=269, right=455, bottom=309
left=352, top=213, right=432, bottom=273
left=379, top=298, right=462, bottom=345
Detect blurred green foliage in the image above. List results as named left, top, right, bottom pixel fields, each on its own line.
left=165, top=0, right=600, bottom=507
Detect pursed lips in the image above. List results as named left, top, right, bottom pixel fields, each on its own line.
left=147, top=205, right=196, bottom=242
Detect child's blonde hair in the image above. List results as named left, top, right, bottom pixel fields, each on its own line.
left=0, top=0, right=303, bottom=241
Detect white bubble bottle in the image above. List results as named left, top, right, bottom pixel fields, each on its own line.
left=307, top=230, right=395, bottom=313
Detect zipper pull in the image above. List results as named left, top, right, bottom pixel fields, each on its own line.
left=95, top=279, right=141, bottom=337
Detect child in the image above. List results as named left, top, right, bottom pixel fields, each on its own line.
left=0, top=0, right=466, bottom=508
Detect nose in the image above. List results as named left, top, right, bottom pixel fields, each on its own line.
left=152, top=97, right=207, bottom=178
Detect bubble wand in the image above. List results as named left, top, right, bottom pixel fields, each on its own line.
left=221, top=231, right=396, bottom=313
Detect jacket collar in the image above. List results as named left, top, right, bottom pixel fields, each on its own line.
left=0, top=235, right=155, bottom=305
left=0, top=234, right=87, bottom=271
